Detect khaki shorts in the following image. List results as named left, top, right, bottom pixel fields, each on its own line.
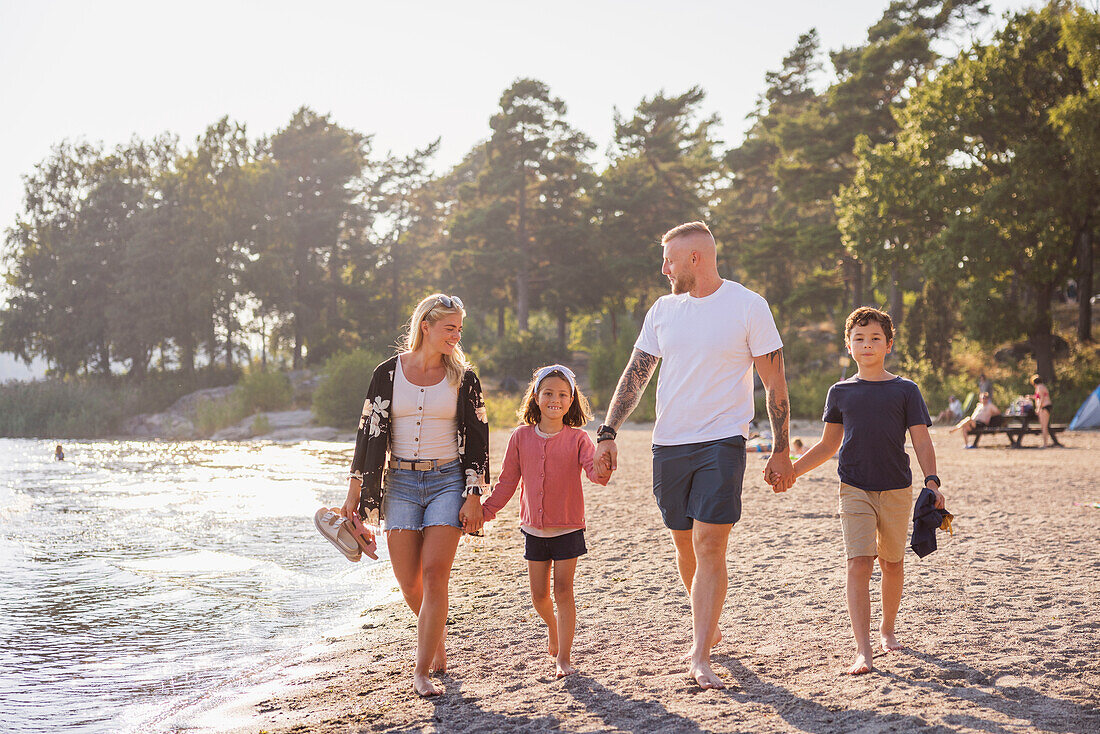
left=838, top=484, right=913, bottom=563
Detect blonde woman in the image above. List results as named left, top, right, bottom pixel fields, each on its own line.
left=343, top=293, right=490, bottom=696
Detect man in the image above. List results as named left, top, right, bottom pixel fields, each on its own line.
left=593, top=221, right=794, bottom=690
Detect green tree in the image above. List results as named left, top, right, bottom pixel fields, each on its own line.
left=252, top=107, right=371, bottom=368
left=595, top=87, right=721, bottom=334
left=841, top=3, right=1100, bottom=380
left=165, top=118, right=256, bottom=372
left=716, top=32, right=826, bottom=323
left=1049, top=4, right=1100, bottom=342
left=2, top=141, right=108, bottom=375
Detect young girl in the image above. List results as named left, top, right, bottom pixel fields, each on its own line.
left=480, top=364, right=610, bottom=678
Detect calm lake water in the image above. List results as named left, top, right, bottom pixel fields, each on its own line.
left=0, top=438, right=395, bottom=733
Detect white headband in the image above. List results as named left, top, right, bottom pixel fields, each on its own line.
left=534, top=364, right=577, bottom=395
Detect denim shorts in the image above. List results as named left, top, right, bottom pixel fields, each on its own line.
left=652, top=435, right=746, bottom=530
left=382, top=458, right=465, bottom=532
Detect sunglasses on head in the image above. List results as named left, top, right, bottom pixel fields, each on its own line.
left=431, top=294, right=464, bottom=311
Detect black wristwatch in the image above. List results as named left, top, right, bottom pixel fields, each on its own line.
left=924, top=474, right=941, bottom=489
left=596, top=424, right=617, bottom=443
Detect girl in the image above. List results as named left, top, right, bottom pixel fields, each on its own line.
left=480, top=365, right=610, bottom=678
left=343, top=293, right=490, bottom=697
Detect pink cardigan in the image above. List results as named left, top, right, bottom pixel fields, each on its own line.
left=481, top=425, right=608, bottom=529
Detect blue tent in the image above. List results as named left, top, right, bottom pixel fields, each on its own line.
left=1069, top=384, right=1100, bottom=430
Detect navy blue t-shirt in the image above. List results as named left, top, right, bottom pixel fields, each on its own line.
left=822, top=376, right=931, bottom=491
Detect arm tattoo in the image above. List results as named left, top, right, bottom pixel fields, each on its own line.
left=606, top=349, right=659, bottom=430
left=767, top=391, right=790, bottom=453
left=761, top=348, right=789, bottom=452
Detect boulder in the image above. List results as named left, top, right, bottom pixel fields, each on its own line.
left=121, top=411, right=197, bottom=440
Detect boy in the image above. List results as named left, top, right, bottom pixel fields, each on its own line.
left=776, top=307, right=944, bottom=675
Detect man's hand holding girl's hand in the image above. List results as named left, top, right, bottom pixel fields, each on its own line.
left=596, top=452, right=614, bottom=481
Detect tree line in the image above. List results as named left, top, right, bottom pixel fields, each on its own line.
left=2, top=1, right=1096, bottom=385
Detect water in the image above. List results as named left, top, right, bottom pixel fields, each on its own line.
left=0, top=439, right=396, bottom=733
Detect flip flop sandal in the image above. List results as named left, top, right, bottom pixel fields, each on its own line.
left=314, top=507, right=362, bottom=562
left=346, top=511, right=379, bottom=560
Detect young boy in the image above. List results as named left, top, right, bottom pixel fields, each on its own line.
left=781, top=307, right=944, bottom=675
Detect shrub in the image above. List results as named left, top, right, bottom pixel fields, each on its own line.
left=0, top=368, right=238, bottom=438
left=786, top=370, right=841, bottom=419
left=250, top=414, right=272, bottom=436
left=312, top=348, right=386, bottom=429
left=483, top=391, right=523, bottom=430
left=236, top=371, right=292, bottom=413
left=478, top=332, right=566, bottom=385
left=193, top=396, right=247, bottom=436
left=588, top=331, right=657, bottom=422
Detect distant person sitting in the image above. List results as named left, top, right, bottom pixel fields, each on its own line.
left=950, top=392, right=1002, bottom=448
left=54, top=444, right=64, bottom=461
left=791, top=438, right=805, bottom=459
left=936, top=395, right=962, bottom=425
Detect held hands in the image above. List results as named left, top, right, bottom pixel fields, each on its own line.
left=459, top=494, right=484, bottom=534
left=594, top=439, right=617, bottom=482
left=763, top=452, right=796, bottom=493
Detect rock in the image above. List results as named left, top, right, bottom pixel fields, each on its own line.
left=210, top=410, right=319, bottom=441
left=167, top=386, right=237, bottom=415
left=266, top=426, right=342, bottom=441
left=121, top=411, right=197, bottom=440
left=262, top=410, right=315, bottom=430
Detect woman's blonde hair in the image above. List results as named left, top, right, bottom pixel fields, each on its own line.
left=403, top=293, right=470, bottom=385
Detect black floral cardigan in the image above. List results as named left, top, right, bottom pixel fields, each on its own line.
left=349, top=355, right=490, bottom=524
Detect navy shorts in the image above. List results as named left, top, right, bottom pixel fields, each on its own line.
left=522, top=529, right=587, bottom=562
left=652, top=435, right=746, bottom=530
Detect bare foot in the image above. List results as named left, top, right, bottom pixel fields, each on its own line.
left=681, top=627, right=722, bottom=661
left=430, top=644, right=447, bottom=674
left=880, top=630, right=902, bottom=653
left=413, top=672, right=444, bottom=696
left=548, top=630, right=559, bottom=658
left=846, top=650, right=873, bottom=675
left=688, top=660, right=726, bottom=690
left=556, top=658, right=575, bottom=679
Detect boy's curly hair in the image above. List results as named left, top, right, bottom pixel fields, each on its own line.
left=518, top=368, right=593, bottom=428
left=844, top=307, right=894, bottom=344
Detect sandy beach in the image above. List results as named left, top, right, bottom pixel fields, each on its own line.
left=224, top=423, right=1100, bottom=733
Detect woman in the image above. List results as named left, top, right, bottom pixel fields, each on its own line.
left=343, top=293, right=489, bottom=696
left=950, top=392, right=1001, bottom=448
left=1031, top=374, right=1054, bottom=448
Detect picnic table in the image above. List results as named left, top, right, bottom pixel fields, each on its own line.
left=968, top=415, right=1067, bottom=448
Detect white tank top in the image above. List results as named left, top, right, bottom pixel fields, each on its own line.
left=390, top=356, right=459, bottom=461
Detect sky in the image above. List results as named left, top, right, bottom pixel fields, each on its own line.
left=0, top=0, right=1037, bottom=379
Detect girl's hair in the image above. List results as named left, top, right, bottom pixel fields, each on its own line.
left=403, top=293, right=470, bottom=386
left=518, top=367, right=592, bottom=427
left=1030, top=374, right=1044, bottom=386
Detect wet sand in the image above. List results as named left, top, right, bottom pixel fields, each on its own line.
left=224, top=423, right=1100, bottom=733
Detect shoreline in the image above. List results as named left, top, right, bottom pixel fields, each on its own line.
left=214, top=423, right=1100, bottom=733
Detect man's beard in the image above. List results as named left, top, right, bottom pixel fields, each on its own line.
left=670, top=273, right=695, bottom=295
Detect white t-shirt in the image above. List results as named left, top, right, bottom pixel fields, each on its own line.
left=634, top=279, right=783, bottom=446
left=390, top=357, right=459, bottom=461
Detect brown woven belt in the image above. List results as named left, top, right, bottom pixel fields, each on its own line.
left=387, top=458, right=450, bottom=471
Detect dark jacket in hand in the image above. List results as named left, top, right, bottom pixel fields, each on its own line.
left=911, top=486, right=949, bottom=558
